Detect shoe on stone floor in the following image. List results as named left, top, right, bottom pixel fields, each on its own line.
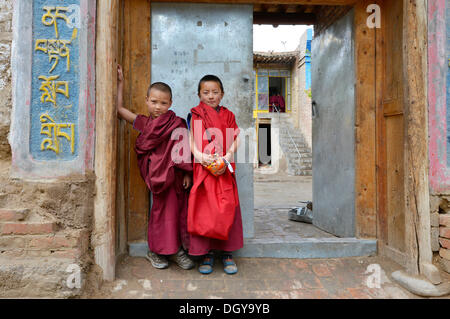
left=145, top=251, right=169, bottom=269
left=171, top=248, right=195, bottom=270
left=222, top=254, right=238, bottom=275
left=198, top=253, right=214, bottom=274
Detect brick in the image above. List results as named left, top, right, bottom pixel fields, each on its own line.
left=47, top=249, right=81, bottom=259
left=429, top=196, right=441, bottom=214
left=29, top=235, right=76, bottom=250
left=431, top=227, right=440, bottom=252
left=440, top=257, right=450, bottom=274
left=0, top=222, right=55, bottom=235
left=439, top=237, right=450, bottom=250
left=0, top=209, right=29, bottom=222
left=0, top=32, right=12, bottom=41
left=0, top=236, right=27, bottom=249
left=440, top=214, right=450, bottom=227
left=346, top=288, right=373, bottom=299
left=431, top=212, right=440, bottom=227
left=439, top=248, right=450, bottom=261
left=0, top=250, right=25, bottom=258
left=312, top=264, right=332, bottom=277
left=440, top=227, right=450, bottom=239
left=26, top=249, right=52, bottom=258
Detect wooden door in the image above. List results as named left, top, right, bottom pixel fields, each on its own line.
left=376, top=0, right=407, bottom=264
left=116, top=0, right=152, bottom=255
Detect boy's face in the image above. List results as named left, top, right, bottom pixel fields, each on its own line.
left=146, top=88, right=172, bottom=119
left=198, top=81, right=224, bottom=108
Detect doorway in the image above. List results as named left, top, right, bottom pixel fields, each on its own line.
left=258, top=121, right=272, bottom=166
left=115, top=1, right=396, bottom=261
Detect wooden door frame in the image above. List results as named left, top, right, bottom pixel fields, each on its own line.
left=94, top=0, right=433, bottom=281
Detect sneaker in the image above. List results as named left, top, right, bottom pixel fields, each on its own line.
left=222, top=254, right=237, bottom=275
left=171, top=248, right=195, bottom=270
left=198, top=253, right=214, bottom=274
left=145, top=251, right=169, bottom=269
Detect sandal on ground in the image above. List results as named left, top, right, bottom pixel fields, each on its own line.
left=222, top=254, right=238, bottom=275
left=198, top=253, right=214, bottom=275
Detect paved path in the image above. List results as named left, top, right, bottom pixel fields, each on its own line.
left=83, top=255, right=450, bottom=299
left=82, top=173, right=450, bottom=299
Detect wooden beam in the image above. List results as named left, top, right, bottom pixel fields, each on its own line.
left=284, top=4, right=298, bottom=13
left=153, top=0, right=356, bottom=5
left=266, top=4, right=281, bottom=12
left=354, top=0, right=376, bottom=239
left=254, top=12, right=316, bottom=25
left=94, top=0, right=119, bottom=281
left=303, top=5, right=316, bottom=13
left=402, top=0, right=441, bottom=284
left=254, top=3, right=264, bottom=12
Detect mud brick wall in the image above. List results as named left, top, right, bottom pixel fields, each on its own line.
left=0, top=169, right=97, bottom=298
left=0, top=0, right=13, bottom=160
left=430, top=196, right=450, bottom=273
left=0, top=0, right=98, bottom=298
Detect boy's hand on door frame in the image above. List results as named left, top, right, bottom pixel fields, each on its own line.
left=183, top=174, right=192, bottom=189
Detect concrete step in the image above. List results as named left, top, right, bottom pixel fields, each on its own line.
left=129, top=238, right=377, bottom=259
left=287, top=170, right=312, bottom=177
left=288, top=166, right=312, bottom=175
left=280, top=140, right=309, bottom=149
left=281, top=144, right=311, bottom=152
left=280, top=134, right=306, bottom=141
left=289, top=170, right=313, bottom=176
left=235, top=238, right=377, bottom=259
left=285, top=153, right=312, bottom=160
left=286, top=161, right=312, bottom=168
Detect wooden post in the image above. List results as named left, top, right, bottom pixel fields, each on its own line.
left=94, top=0, right=119, bottom=281
left=403, top=0, right=440, bottom=284
left=354, top=0, right=377, bottom=239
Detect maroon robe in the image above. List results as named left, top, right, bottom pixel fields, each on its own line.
left=134, top=111, right=192, bottom=255
left=187, top=102, right=244, bottom=256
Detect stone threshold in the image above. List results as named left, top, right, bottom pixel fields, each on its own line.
left=129, top=238, right=377, bottom=259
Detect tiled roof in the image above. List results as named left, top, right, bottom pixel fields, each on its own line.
left=253, top=51, right=298, bottom=65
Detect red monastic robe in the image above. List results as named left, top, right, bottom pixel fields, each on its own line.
left=269, top=95, right=286, bottom=113
left=134, top=110, right=192, bottom=255
left=187, top=102, right=244, bottom=256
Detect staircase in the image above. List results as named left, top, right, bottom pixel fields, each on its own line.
left=277, top=116, right=312, bottom=176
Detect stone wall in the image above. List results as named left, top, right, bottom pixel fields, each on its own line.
left=294, top=30, right=312, bottom=149
left=429, top=196, right=450, bottom=273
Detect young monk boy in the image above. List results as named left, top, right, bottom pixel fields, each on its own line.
left=116, top=65, right=194, bottom=270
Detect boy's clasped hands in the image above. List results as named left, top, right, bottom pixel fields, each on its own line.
left=200, top=152, right=232, bottom=176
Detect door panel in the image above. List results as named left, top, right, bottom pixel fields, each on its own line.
left=377, top=0, right=406, bottom=253
left=311, top=9, right=356, bottom=238
left=150, top=3, right=255, bottom=237
left=119, top=0, right=152, bottom=245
